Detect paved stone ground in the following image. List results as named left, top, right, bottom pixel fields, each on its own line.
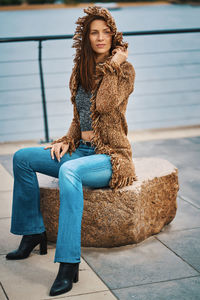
left=0, top=132, right=200, bottom=299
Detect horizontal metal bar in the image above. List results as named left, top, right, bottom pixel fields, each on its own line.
left=122, top=28, right=200, bottom=36
left=0, top=34, right=73, bottom=43
left=0, top=28, right=200, bottom=43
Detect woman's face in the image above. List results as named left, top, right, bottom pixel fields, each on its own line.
left=89, top=19, right=112, bottom=61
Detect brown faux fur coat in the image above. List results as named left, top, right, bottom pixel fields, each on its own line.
left=52, top=6, right=138, bottom=191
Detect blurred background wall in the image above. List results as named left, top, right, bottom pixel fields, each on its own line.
left=0, top=3, right=200, bottom=142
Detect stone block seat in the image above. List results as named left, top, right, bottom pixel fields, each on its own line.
left=38, top=157, right=179, bottom=247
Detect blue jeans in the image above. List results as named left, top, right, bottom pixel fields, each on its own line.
left=10, top=139, right=112, bottom=263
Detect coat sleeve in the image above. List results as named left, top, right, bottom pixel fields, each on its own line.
left=51, top=104, right=81, bottom=155
left=95, top=61, right=136, bottom=113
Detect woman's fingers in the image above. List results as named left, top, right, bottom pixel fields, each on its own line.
left=44, top=144, right=55, bottom=159
left=44, top=145, right=52, bottom=150
left=112, top=47, right=128, bottom=64
left=112, top=47, right=122, bottom=55
left=54, top=144, right=62, bottom=162
left=60, top=144, right=69, bottom=158
left=44, top=142, right=69, bottom=161
left=111, top=47, right=128, bottom=65
left=49, top=144, right=60, bottom=161
left=51, top=147, right=55, bottom=160
left=117, top=48, right=128, bottom=57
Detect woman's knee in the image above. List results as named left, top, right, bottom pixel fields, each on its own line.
left=13, top=147, right=40, bottom=168
left=58, top=161, right=79, bottom=179
left=58, top=161, right=83, bottom=196
left=13, top=148, right=29, bottom=166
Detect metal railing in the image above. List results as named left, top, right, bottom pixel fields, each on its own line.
left=0, top=28, right=200, bottom=142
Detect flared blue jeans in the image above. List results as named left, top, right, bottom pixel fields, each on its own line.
left=10, top=139, right=112, bottom=263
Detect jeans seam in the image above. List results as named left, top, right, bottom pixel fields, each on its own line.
left=88, top=164, right=112, bottom=172
left=76, top=163, right=112, bottom=173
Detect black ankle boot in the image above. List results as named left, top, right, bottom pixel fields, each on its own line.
left=6, top=231, right=47, bottom=260
left=49, top=262, right=79, bottom=296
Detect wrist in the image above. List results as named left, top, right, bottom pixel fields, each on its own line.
left=110, top=58, right=121, bottom=65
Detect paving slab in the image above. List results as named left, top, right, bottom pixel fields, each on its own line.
left=0, top=191, right=12, bottom=218
left=128, top=126, right=200, bottom=142
left=81, top=236, right=199, bottom=290
left=46, top=290, right=117, bottom=300
left=113, top=276, right=200, bottom=300
left=0, top=249, right=111, bottom=300
left=133, top=136, right=200, bottom=170
left=0, top=141, right=45, bottom=156
left=0, top=218, right=21, bottom=255
left=0, top=284, right=7, bottom=300
left=160, top=196, right=200, bottom=233
left=0, top=154, right=13, bottom=177
left=157, top=227, right=200, bottom=273
left=178, top=167, right=200, bottom=208
left=0, top=164, right=13, bottom=192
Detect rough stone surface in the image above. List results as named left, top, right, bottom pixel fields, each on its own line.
left=39, top=157, right=179, bottom=247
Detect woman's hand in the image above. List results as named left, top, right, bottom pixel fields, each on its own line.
left=111, top=46, right=128, bottom=65
left=44, top=142, right=69, bottom=162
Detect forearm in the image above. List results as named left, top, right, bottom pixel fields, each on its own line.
left=95, top=61, right=135, bottom=113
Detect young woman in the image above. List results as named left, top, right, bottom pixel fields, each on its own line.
left=6, top=5, right=137, bottom=297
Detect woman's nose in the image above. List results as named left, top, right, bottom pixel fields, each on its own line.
left=98, top=33, right=104, bottom=40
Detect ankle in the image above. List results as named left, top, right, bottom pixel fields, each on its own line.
left=60, top=262, right=79, bottom=266
left=23, top=231, right=46, bottom=238
left=27, top=231, right=46, bottom=235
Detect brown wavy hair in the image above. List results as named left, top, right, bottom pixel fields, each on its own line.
left=79, top=15, right=115, bottom=93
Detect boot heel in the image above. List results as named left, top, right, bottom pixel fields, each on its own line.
left=73, top=269, right=79, bottom=283
left=40, top=238, right=47, bottom=255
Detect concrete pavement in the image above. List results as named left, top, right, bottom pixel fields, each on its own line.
left=0, top=127, right=200, bottom=299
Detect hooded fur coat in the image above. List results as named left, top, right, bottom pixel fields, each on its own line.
left=52, top=6, right=138, bottom=191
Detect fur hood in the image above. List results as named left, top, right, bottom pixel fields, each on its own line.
left=72, top=5, right=128, bottom=59
left=69, top=5, right=129, bottom=102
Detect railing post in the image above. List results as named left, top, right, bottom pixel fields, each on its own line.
left=38, top=40, right=51, bottom=143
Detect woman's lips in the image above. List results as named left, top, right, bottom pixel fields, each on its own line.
left=96, top=44, right=105, bottom=48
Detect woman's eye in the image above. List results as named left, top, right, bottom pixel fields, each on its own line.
left=90, top=31, right=111, bottom=35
